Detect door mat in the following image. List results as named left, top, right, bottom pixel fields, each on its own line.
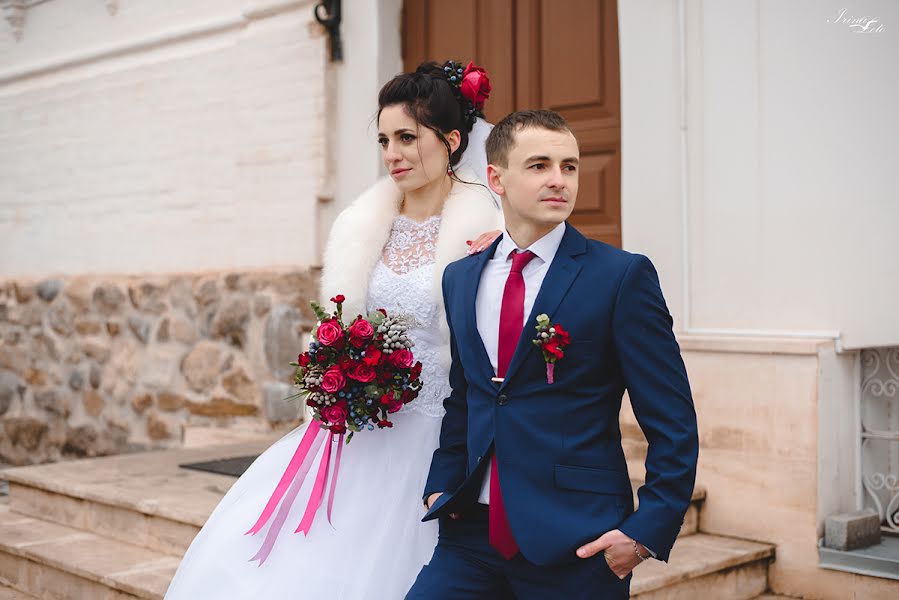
left=179, top=455, right=259, bottom=478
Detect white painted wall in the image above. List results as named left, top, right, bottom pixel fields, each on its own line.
left=620, top=0, right=899, bottom=349
left=318, top=0, right=403, bottom=261
left=0, top=0, right=326, bottom=277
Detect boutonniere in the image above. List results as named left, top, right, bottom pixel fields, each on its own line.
left=532, top=314, right=570, bottom=384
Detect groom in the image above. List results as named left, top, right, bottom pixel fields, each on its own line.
left=406, top=110, right=699, bottom=599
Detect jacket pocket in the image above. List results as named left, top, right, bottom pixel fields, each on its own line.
left=554, top=464, right=631, bottom=496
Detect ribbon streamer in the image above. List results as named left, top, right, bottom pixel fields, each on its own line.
left=246, top=424, right=345, bottom=565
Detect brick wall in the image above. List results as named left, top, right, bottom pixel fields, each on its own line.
left=0, top=0, right=326, bottom=276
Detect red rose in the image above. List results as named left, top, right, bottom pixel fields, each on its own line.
left=363, top=346, right=382, bottom=366
left=320, top=366, right=347, bottom=393
left=298, top=353, right=311, bottom=367
left=401, top=388, right=416, bottom=404
left=321, top=401, right=348, bottom=424
left=329, top=423, right=347, bottom=435
left=348, top=318, right=375, bottom=348
left=543, top=339, right=564, bottom=360
left=316, top=318, right=343, bottom=347
left=379, top=392, right=393, bottom=406
left=330, top=295, right=345, bottom=304
left=409, top=361, right=423, bottom=381
left=390, top=348, right=414, bottom=369
left=376, top=369, right=393, bottom=384
left=377, top=419, right=393, bottom=429
left=387, top=396, right=404, bottom=414
left=553, top=324, right=571, bottom=345
left=348, top=363, right=376, bottom=383
left=460, top=62, right=491, bottom=110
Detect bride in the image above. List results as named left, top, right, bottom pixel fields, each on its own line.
left=164, top=60, right=502, bottom=599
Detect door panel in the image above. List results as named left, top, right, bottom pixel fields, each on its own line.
left=403, top=0, right=621, bottom=247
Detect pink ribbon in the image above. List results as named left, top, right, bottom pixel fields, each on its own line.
left=246, top=424, right=346, bottom=565
left=326, top=433, right=344, bottom=523
left=546, top=362, right=555, bottom=384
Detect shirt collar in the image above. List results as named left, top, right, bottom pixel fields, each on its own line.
left=496, top=222, right=567, bottom=264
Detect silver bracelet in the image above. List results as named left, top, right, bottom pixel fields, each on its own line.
left=633, top=540, right=648, bottom=562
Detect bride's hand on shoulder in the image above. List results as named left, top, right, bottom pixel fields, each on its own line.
left=467, top=230, right=502, bottom=255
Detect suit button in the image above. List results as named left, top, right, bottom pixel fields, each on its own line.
left=497, top=394, right=508, bottom=406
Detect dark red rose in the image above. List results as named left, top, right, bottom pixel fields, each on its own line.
left=376, top=369, right=393, bottom=384
left=339, top=356, right=355, bottom=372
left=379, top=392, right=393, bottom=406
left=377, top=419, right=393, bottom=429
left=543, top=339, right=564, bottom=360
left=460, top=62, right=491, bottom=110
left=348, top=363, right=376, bottom=383
left=298, top=353, right=311, bottom=367
left=553, top=324, right=571, bottom=345
left=315, top=352, right=328, bottom=364
left=306, top=398, right=317, bottom=407
left=387, top=395, right=404, bottom=413
left=390, top=348, right=414, bottom=369
left=401, top=389, right=416, bottom=404
left=329, top=423, right=347, bottom=435
left=316, top=318, right=343, bottom=347
left=320, top=366, right=347, bottom=393
left=330, top=295, right=345, bottom=304
left=348, top=318, right=375, bottom=348
left=363, top=346, right=382, bottom=366
left=409, top=361, right=423, bottom=381
left=321, top=401, right=348, bottom=424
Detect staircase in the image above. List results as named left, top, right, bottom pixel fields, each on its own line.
left=1, top=443, right=776, bottom=599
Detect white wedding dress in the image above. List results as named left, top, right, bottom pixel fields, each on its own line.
left=165, top=215, right=449, bottom=599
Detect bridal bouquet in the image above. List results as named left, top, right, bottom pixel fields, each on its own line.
left=292, top=294, right=424, bottom=442
left=247, top=294, right=423, bottom=564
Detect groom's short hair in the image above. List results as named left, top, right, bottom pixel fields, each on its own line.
left=485, top=109, right=574, bottom=168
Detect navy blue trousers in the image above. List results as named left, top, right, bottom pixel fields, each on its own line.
left=406, top=506, right=630, bottom=600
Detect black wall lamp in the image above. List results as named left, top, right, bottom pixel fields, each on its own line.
left=314, top=0, right=343, bottom=62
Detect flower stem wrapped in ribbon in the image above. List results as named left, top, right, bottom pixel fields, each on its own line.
left=246, top=295, right=423, bottom=564
left=531, top=313, right=570, bottom=384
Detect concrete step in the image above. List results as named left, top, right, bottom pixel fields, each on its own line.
left=0, top=440, right=278, bottom=556
left=631, top=534, right=774, bottom=600
left=0, top=584, right=38, bottom=600
left=0, top=505, right=177, bottom=600
left=2, top=440, right=703, bottom=559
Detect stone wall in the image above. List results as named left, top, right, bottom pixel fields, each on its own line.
left=0, top=270, right=317, bottom=465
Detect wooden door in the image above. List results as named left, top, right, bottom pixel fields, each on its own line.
left=403, top=0, right=621, bottom=247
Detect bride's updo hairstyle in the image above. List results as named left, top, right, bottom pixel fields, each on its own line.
left=377, top=60, right=491, bottom=171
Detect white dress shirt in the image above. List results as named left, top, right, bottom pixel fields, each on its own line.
left=474, top=222, right=566, bottom=503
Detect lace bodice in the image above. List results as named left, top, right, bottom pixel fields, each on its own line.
left=367, top=216, right=449, bottom=418
left=380, top=215, right=441, bottom=274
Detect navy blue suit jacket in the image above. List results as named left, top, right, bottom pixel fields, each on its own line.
left=421, top=223, right=698, bottom=565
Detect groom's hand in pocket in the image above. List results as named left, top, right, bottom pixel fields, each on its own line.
left=576, top=529, right=648, bottom=578
left=425, top=493, right=460, bottom=519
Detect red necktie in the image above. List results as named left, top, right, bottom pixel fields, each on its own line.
left=490, top=249, right=536, bottom=560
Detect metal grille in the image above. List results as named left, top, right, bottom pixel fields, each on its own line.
left=861, top=347, right=899, bottom=533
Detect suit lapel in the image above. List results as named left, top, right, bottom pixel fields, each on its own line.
left=499, top=223, right=586, bottom=391
left=460, top=236, right=502, bottom=383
